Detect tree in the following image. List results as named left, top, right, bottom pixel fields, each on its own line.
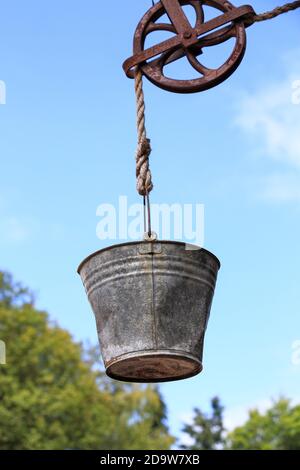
left=228, top=399, right=300, bottom=450
left=0, top=271, right=174, bottom=450
left=0, top=271, right=33, bottom=307
left=181, top=397, right=225, bottom=450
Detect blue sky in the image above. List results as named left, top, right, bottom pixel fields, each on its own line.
left=0, top=0, right=299, bottom=443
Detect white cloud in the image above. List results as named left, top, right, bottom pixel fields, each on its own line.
left=235, top=80, right=300, bottom=168
left=225, top=395, right=300, bottom=432
left=234, top=50, right=300, bottom=203
left=224, top=397, right=285, bottom=432
left=224, top=399, right=270, bottom=431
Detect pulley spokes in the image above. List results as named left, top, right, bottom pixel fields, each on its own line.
left=123, top=0, right=256, bottom=93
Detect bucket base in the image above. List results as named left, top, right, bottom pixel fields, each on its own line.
left=106, top=351, right=202, bottom=383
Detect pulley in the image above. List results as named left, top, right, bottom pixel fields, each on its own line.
left=123, top=0, right=256, bottom=93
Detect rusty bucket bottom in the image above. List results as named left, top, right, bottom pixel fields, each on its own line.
left=106, top=350, right=202, bottom=383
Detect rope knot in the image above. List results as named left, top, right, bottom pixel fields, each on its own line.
left=137, top=137, right=151, bottom=158
left=136, top=137, right=153, bottom=196
left=135, top=68, right=153, bottom=197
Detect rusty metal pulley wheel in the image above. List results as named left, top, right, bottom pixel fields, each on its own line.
left=123, top=0, right=256, bottom=93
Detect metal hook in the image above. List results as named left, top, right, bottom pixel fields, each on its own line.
left=143, top=192, right=157, bottom=241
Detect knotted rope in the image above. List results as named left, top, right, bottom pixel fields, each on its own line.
left=135, top=68, right=153, bottom=197
left=253, top=1, right=300, bottom=22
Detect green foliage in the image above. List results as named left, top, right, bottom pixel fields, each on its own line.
left=228, top=399, right=300, bottom=450
left=181, top=397, right=225, bottom=450
left=181, top=397, right=300, bottom=451
left=0, top=271, right=33, bottom=307
left=0, top=271, right=174, bottom=450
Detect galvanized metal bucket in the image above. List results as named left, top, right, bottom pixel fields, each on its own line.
left=78, top=241, right=220, bottom=383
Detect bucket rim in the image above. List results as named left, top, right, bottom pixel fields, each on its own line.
left=106, top=351, right=203, bottom=383
left=77, top=240, right=221, bottom=274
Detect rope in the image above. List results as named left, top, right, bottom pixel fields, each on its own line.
left=253, top=1, right=300, bottom=22
left=135, top=68, right=153, bottom=197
